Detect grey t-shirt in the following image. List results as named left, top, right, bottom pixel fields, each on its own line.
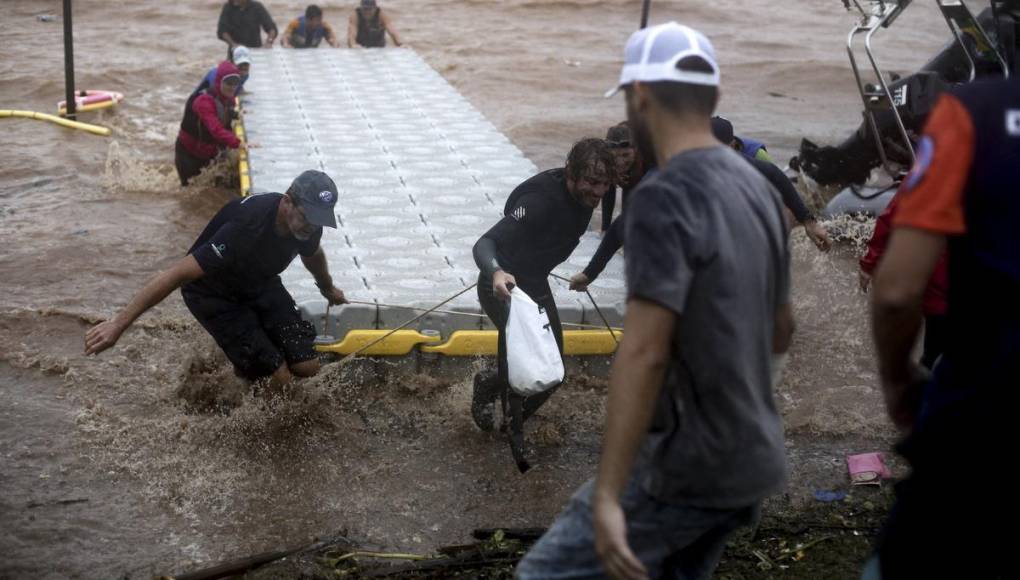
left=625, top=146, right=790, bottom=509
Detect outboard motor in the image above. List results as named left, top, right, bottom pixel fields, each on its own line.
left=792, top=1, right=1018, bottom=212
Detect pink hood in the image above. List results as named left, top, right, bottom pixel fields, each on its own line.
left=211, top=60, right=242, bottom=103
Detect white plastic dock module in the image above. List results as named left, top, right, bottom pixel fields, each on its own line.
left=240, top=49, right=625, bottom=349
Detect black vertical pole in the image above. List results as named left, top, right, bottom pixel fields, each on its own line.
left=640, top=0, right=651, bottom=28
left=63, top=0, right=76, bottom=119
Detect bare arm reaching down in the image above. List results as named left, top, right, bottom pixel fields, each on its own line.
left=300, top=247, right=348, bottom=305
left=84, top=255, right=205, bottom=356
left=872, top=228, right=944, bottom=428
left=347, top=12, right=358, bottom=47
left=381, top=10, right=403, bottom=46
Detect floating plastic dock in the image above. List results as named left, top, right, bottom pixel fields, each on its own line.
left=239, top=49, right=626, bottom=356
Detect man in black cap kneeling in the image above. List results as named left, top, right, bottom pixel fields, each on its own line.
left=85, top=170, right=348, bottom=394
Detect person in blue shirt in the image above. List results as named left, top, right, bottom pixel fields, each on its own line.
left=712, top=115, right=773, bottom=162
left=282, top=5, right=339, bottom=48
left=196, top=46, right=251, bottom=97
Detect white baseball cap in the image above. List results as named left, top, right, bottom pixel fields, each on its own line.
left=232, top=45, right=252, bottom=66
left=605, top=22, right=720, bottom=98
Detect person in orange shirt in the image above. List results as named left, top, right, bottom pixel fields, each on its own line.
left=868, top=76, right=1019, bottom=579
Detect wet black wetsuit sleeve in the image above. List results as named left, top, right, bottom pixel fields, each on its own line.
left=583, top=217, right=624, bottom=281
left=473, top=235, right=502, bottom=281
left=600, top=187, right=617, bottom=232
left=473, top=182, right=557, bottom=280
left=473, top=209, right=552, bottom=278
left=750, top=157, right=812, bottom=223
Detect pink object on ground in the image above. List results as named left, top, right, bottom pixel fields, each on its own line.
left=847, top=452, right=892, bottom=486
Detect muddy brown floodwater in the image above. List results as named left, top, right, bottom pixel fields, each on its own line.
left=1, top=0, right=950, bottom=578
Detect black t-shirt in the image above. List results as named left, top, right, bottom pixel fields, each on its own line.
left=217, top=0, right=277, bottom=47
left=481, top=168, right=593, bottom=292
left=184, top=193, right=321, bottom=300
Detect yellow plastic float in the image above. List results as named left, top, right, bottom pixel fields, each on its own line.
left=0, top=109, right=110, bottom=136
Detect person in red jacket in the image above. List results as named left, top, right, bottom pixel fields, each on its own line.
left=175, top=61, right=244, bottom=186
left=859, top=194, right=948, bottom=369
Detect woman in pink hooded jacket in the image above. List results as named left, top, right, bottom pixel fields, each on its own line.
left=175, top=61, right=243, bottom=185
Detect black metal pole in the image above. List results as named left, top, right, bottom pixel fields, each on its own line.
left=63, top=0, right=76, bottom=119
left=640, top=0, right=651, bottom=28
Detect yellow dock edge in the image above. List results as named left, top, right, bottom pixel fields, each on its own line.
left=234, top=99, right=250, bottom=197
left=315, top=329, right=621, bottom=356
left=315, top=329, right=442, bottom=356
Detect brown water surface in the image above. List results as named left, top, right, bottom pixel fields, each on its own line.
left=1, top=1, right=949, bottom=577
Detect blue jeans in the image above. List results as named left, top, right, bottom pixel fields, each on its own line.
left=517, top=472, right=760, bottom=580
left=860, top=556, right=882, bottom=580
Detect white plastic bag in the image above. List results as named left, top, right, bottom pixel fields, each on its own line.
left=506, top=287, right=565, bottom=396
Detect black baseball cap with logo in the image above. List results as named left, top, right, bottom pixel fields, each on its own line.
left=288, top=170, right=339, bottom=229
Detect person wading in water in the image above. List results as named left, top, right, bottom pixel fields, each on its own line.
left=347, top=0, right=402, bottom=48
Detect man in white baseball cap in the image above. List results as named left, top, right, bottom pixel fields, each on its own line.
left=518, top=22, right=794, bottom=580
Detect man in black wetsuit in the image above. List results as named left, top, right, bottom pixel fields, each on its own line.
left=570, top=115, right=831, bottom=292
left=599, top=122, right=642, bottom=234
left=472, top=138, right=614, bottom=470
left=85, top=171, right=348, bottom=397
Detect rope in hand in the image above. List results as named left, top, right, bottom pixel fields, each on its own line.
left=550, top=272, right=620, bottom=344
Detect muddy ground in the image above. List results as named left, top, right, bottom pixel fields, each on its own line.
left=239, top=490, right=895, bottom=579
